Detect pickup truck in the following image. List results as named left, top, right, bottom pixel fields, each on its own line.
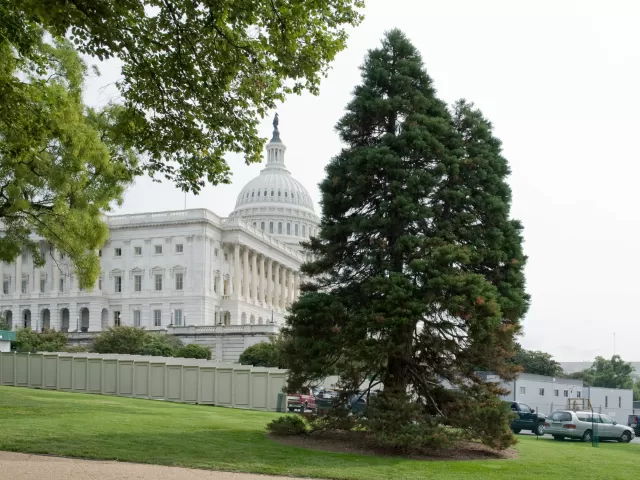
left=507, top=401, right=546, bottom=436
left=287, top=390, right=316, bottom=412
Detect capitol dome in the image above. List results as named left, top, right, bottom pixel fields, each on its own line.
left=229, top=115, right=320, bottom=250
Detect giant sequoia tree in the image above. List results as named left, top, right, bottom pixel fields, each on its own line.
left=282, top=30, right=529, bottom=449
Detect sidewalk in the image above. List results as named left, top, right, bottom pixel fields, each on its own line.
left=0, top=452, right=305, bottom=480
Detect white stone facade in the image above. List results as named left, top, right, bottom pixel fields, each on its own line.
left=0, top=118, right=319, bottom=349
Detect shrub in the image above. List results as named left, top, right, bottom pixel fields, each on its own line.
left=65, top=345, right=89, bottom=353
left=175, top=344, right=211, bottom=360
left=92, top=326, right=149, bottom=354
left=238, top=337, right=281, bottom=367
left=140, top=334, right=178, bottom=357
left=266, top=415, right=307, bottom=436
left=13, top=328, right=67, bottom=353
left=363, top=390, right=459, bottom=451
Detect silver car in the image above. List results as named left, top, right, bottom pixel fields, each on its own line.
left=544, top=410, right=635, bottom=443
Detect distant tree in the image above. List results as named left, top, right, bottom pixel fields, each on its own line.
left=239, top=339, right=282, bottom=367
left=633, top=380, right=640, bottom=401
left=0, top=315, right=10, bottom=331
left=584, top=355, right=634, bottom=390
left=139, top=334, right=177, bottom=357
left=510, top=344, right=564, bottom=377
left=175, top=344, right=211, bottom=360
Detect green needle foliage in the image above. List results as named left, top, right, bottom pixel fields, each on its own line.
left=0, top=31, right=137, bottom=287
left=282, top=30, right=529, bottom=449
left=4, top=0, right=364, bottom=192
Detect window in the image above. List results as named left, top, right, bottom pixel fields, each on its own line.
left=114, top=311, right=121, bottom=327
left=539, top=388, right=545, bottom=396
left=59, top=278, right=64, bottom=292
left=261, top=222, right=265, bottom=231
left=133, top=310, right=141, bottom=327
left=577, top=391, right=581, bottom=398
left=154, top=245, right=163, bottom=254
left=302, top=225, right=306, bottom=237
left=134, top=246, right=142, bottom=256
left=287, top=223, right=291, bottom=235
left=251, top=192, right=254, bottom=197
left=600, top=414, right=614, bottom=424
left=115, top=248, right=122, bottom=257
left=264, top=190, right=267, bottom=197
left=550, top=411, right=572, bottom=422
left=214, top=276, right=219, bottom=293
left=278, top=222, right=282, bottom=234
left=98, top=277, right=102, bottom=290
left=269, top=222, right=274, bottom=233
left=60, top=252, right=65, bottom=259
left=2, top=279, right=8, bottom=294
left=223, top=278, right=229, bottom=295
left=605, top=396, right=608, bottom=408
left=155, top=274, right=162, bottom=291
left=224, top=252, right=228, bottom=262
left=519, top=386, right=526, bottom=395
left=253, top=222, right=256, bottom=227
left=278, top=190, right=281, bottom=197
left=271, top=190, right=274, bottom=196
left=175, top=244, right=183, bottom=253
left=295, top=224, right=299, bottom=236
left=214, top=248, right=219, bottom=257
left=21, top=278, right=27, bottom=294
left=175, top=273, right=183, bottom=290
left=153, top=309, right=162, bottom=327
left=40, top=278, right=46, bottom=292
left=257, top=190, right=260, bottom=197
left=563, top=390, right=568, bottom=397
left=285, top=191, right=288, bottom=197
left=114, top=276, right=122, bottom=293
left=174, top=309, right=183, bottom=326
left=134, top=275, right=142, bottom=292
left=619, top=396, right=622, bottom=408
left=554, top=389, right=559, bottom=397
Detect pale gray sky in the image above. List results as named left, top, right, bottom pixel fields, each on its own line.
left=83, top=0, right=640, bottom=362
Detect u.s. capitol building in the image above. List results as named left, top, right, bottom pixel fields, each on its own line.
left=0, top=118, right=319, bottom=361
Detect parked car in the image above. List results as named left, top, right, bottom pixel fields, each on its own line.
left=544, top=410, right=635, bottom=443
left=507, top=401, right=546, bottom=436
left=287, top=389, right=316, bottom=412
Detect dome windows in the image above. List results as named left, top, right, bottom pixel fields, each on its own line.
left=257, top=190, right=260, bottom=197
left=271, top=190, right=274, bottom=197
left=269, top=222, right=274, bottom=233
left=261, top=221, right=265, bottom=231
left=295, top=224, right=299, bottom=236
left=278, top=190, right=281, bottom=197
left=287, top=223, right=291, bottom=235
left=285, top=191, right=288, bottom=198
left=252, top=192, right=254, bottom=197
left=278, top=222, right=283, bottom=234
left=302, top=225, right=306, bottom=237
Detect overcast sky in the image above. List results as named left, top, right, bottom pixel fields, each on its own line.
left=83, top=0, right=640, bottom=362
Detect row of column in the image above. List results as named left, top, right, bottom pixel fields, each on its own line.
left=227, top=243, right=300, bottom=309
left=0, top=247, right=62, bottom=296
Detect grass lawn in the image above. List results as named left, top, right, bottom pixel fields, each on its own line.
left=0, top=386, right=636, bottom=480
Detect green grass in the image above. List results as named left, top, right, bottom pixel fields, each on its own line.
left=0, top=386, right=636, bottom=480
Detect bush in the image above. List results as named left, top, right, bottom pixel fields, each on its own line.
left=65, top=345, right=89, bottom=353
left=13, top=328, right=67, bottom=353
left=175, top=343, right=212, bottom=360
left=266, top=415, right=308, bottom=436
left=363, top=390, right=458, bottom=451
left=238, top=336, right=282, bottom=367
left=92, top=326, right=149, bottom=354
left=140, top=334, right=179, bottom=357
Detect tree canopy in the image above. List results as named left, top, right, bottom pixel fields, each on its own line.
left=5, top=0, right=364, bottom=192
left=238, top=339, right=282, bottom=367
left=0, top=33, right=137, bottom=286
left=572, top=355, right=635, bottom=390
left=510, top=344, right=564, bottom=377
left=281, top=29, right=529, bottom=450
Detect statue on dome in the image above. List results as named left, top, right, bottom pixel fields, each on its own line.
left=271, top=113, right=281, bottom=142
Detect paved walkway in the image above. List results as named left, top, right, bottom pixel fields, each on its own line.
left=0, top=452, right=304, bottom=480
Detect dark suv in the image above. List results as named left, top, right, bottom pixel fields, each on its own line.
left=507, top=401, right=547, bottom=436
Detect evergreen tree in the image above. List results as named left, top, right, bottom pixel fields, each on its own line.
left=282, top=30, right=529, bottom=449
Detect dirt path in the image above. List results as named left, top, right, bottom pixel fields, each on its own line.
left=0, top=451, right=307, bottom=480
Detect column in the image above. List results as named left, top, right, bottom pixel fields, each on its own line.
left=14, top=252, right=22, bottom=294
left=52, top=248, right=60, bottom=294
left=34, top=267, right=41, bottom=294
left=218, top=269, right=224, bottom=296
left=266, top=258, right=273, bottom=307
left=258, top=256, right=265, bottom=304
left=251, top=251, right=258, bottom=301
left=0, top=261, right=4, bottom=294
left=274, top=263, right=280, bottom=309
left=242, top=247, right=249, bottom=299
left=282, top=269, right=289, bottom=307
left=288, top=269, right=295, bottom=305
left=233, top=243, right=240, bottom=297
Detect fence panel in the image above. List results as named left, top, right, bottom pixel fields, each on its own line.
left=0, top=352, right=287, bottom=412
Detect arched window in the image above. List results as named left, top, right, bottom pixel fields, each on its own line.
left=302, top=225, right=306, bottom=237
left=278, top=190, right=281, bottom=197
left=251, top=192, right=254, bottom=197
left=271, top=190, right=274, bottom=196
left=269, top=222, right=274, bottom=233
left=261, top=222, right=265, bottom=231
left=252, top=222, right=256, bottom=227
left=285, top=191, right=288, bottom=197
left=295, top=224, right=299, bottom=236
left=257, top=190, right=260, bottom=196
left=278, top=222, right=283, bottom=234
left=292, top=192, right=295, bottom=199
left=264, top=190, right=267, bottom=196
left=287, top=223, right=291, bottom=235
